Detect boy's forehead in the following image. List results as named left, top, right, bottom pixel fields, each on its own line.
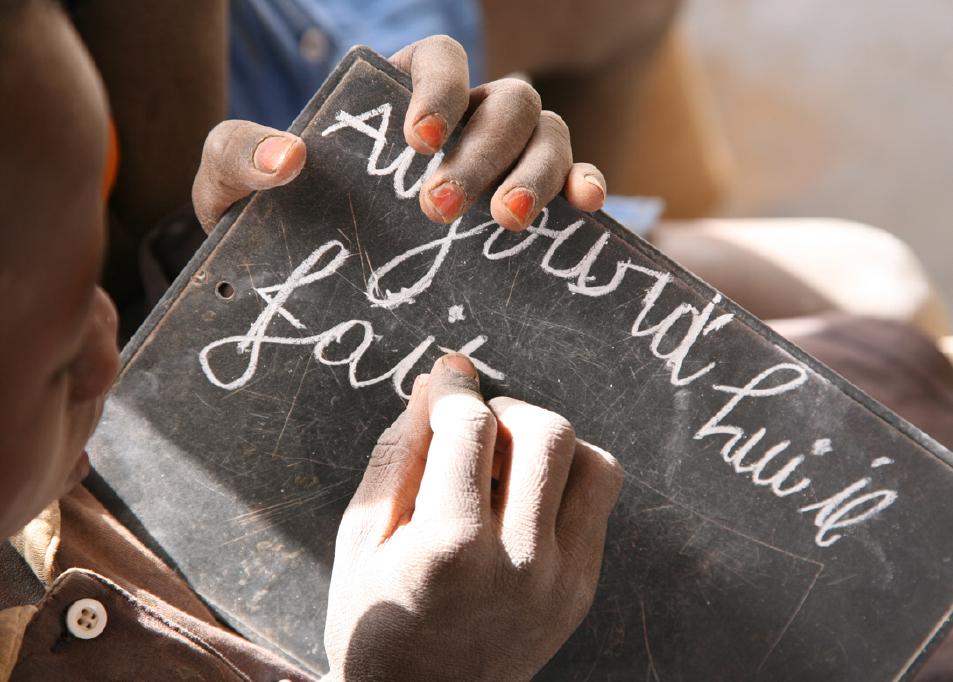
left=0, top=0, right=108, bottom=161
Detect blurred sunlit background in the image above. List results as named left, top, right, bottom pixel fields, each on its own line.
left=683, top=0, right=953, bottom=313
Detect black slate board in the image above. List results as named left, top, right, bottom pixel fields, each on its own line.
left=87, top=47, right=953, bottom=680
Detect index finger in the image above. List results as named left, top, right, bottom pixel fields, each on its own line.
left=414, top=354, right=496, bottom=527
left=390, top=35, right=470, bottom=155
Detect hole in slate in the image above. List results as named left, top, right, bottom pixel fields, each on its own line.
left=216, top=281, right=235, bottom=300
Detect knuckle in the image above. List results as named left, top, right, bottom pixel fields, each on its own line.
left=374, top=414, right=407, bottom=448
left=499, top=77, right=542, bottom=114
left=367, top=435, right=407, bottom=472
left=443, top=521, right=484, bottom=554
left=574, top=161, right=600, bottom=177
left=486, top=396, right=511, bottom=411
left=441, top=398, right=496, bottom=441
left=536, top=112, right=572, bottom=172
left=201, top=120, right=239, bottom=166
left=540, top=110, right=570, bottom=140
left=605, top=453, right=625, bottom=485
left=426, top=33, right=465, bottom=57
left=531, top=408, right=576, bottom=450
left=494, top=400, right=576, bottom=453
left=415, top=521, right=485, bottom=574
left=574, top=447, right=624, bottom=513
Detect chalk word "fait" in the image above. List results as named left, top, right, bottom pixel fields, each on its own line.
left=198, top=241, right=503, bottom=399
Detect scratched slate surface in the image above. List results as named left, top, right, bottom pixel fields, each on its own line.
left=87, top=48, right=953, bottom=680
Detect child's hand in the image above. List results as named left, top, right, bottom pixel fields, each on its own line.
left=323, top=354, right=623, bottom=681
left=192, top=35, right=607, bottom=234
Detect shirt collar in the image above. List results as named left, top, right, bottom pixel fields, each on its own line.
left=0, top=501, right=61, bottom=681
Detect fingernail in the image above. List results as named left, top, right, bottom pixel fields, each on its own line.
left=503, top=188, right=536, bottom=226
left=413, top=113, right=448, bottom=152
left=583, top=173, right=606, bottom=202
left=254, top=136, right=294, bottom=174
left=428, top=181, right=465, bottom=221
left=436, top=353, right=477, bottom=378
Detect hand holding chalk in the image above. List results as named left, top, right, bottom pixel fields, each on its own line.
left=323, top=354, right=623, bottom=681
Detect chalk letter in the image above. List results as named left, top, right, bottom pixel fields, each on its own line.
left=799, top=478, right=898, bottom=547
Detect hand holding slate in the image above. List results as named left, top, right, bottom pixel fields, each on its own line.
left=324, top=354, right=623, bottom=680
left=191, top=35, right=607, bottom=234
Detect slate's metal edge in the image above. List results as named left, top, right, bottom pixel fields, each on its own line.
left=97, top=44, right=953, bottom=680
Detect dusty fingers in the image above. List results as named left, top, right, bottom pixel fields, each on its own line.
left=487, top=397, right=577, bottom=565
left=415, top=355, right=497, bottom=527
left=192, top=120, right=306, bottom=233
left=328, top=358, right=622, bottom=681
left=563, top=162, right=607, bottom=214
left=419, top=77, right=541, bottom=223
left=488, top=397, right=623, bottom=598
left=390, top=35, right=607, bottom=229
left=390, top=35, right=471, bottom=155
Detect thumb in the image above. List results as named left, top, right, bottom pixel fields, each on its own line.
left=191, top=120, right=307, bottom=233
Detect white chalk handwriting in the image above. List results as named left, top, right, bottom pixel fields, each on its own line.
left=198, top=101, right=901, bottom=549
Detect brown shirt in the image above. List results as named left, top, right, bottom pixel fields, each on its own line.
left=0, top=485, right=320, bottom=681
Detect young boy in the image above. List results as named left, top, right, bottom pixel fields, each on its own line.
left=0, top=1, right=622, bottom=680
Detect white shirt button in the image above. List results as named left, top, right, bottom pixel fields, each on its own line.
left=66, top=598, right=108, bottom=639
left=299, top=27, right=329, bottom=63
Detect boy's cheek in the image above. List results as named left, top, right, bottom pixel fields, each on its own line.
left=69, top=288, right=120, bottom=403
left=0, top=388, right=92, bottom=538
left=62, top=451, right=91, bottom=495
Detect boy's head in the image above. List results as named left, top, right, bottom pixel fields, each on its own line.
left=0, top=0, right=119, bottom=539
